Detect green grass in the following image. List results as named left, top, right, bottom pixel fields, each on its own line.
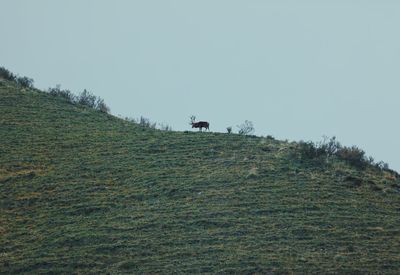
left=1, top=79, right=400, bottom=273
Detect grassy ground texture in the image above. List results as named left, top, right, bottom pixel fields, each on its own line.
left=1, top=80, right=400, bottom=273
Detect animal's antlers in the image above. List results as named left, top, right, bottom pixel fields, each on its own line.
left=189, top=115, right=196, bottom=125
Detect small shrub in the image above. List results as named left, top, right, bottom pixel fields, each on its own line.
left=375, top=161, right=391, bottom=172
left=297, top=136, right=340, bottom=162
left=96, top=98, right=110, bottom=113
left=226, top=127, right=232, bottom=134
left=159, top=123, right=172, bottom=131
left=139, top=116, right=156, bottom=129
left=124, top=117, right=136, bottom=124
left=16, top=76, right=34, bottom=89
left=297, top=141, right=325, bottom=160
left=3, top=68, right=109, bottom=114
left=317, top=136, right=341, bottom=157
left=336, top=146, right=368, bottom=169
left=48, top=85, right=109, bottom=113
left=237, top=120, right=254, bottom=135
left=297, top=135, right=397, bottom=171
left=48, top=85, right=75, bottom=103
left=78, top=89, right=97, bottom=108
left=297, top=136, right=372, bottom=169
left=0, top=67, right=34, bottom=88
left=0, top=67, right=16, bottom=81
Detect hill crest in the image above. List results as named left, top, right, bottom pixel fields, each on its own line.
left=1, top=79, right=400, bottom=273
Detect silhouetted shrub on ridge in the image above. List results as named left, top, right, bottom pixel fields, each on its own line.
left=297, top=136, right=340, bottom=161
left=237, top=120, right=255, bottom=135
left=138, top=116, right=157, bottom=129
left=124, top=116, right=172, bottom=131
left=297, top=141, right=325, bottom=160
left=16, top=76, right=34, bottom=89
left=78, top=89, right=97, bottom=108
left=47, top=85, right=110, bottom=113
left=78, top=89, right=110, bottom=113
left=96, top=97, right=110, bottom=113
left=2, top=67, right=110, bottom=113
left=336, top=146, right=369, bottom=169
left=317, top=136, right=341, bottom=157
left=77, top=89, right=110, bottom=113
left=375, top=161, right=389, bottom=171
left=0, top=67, right=16, bottom=81
left=48, top=85, right=76, bottom=103
left=296, top=136, right=386, bottom=170
left=159, top=123, right=173, bottom=131
left=0, top=67, right=34, bottom=88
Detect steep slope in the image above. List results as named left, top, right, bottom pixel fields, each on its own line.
left=1, top=80, right=400, bottom=273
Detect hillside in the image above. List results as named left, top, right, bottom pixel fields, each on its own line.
left=1, top=79, right=400, bottom=274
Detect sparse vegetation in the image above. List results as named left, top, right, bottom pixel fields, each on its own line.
left=96, top=97, right=110, bottom=113
left=296, top=136, right=397, bottom=175
left=48, top=85, right=75, bottom=103
left=297, top=140, right=325, bottom=160
left=0, top=67, right=16, bottom=81
left=16, top=76, right=34, bottom=89
left=237, top=120, right=255, bottom=135
left=376, top=161, right=390, bottom=171
left=1, top=67, right=110, bottom=113
left=336, top=145, right=368, bottom=169
left=47, top=86, right=110, bottom=113
left=77, top=89, right=97, bottom=108
left=138, top=116, right=157, bottom=128
left=297, top=136, right=340, bottom=161
left=159, top=123, right=173, bottom=131
left=124, top=116, right=172, bottom=131
left=0, top=66, right=34, bottom=88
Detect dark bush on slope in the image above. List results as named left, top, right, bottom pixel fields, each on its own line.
left=16, top=76, right=34, bottom=89
left=47, top=85, right=110, bottom=113
left=78, top=89, right=97, bottom=108
left=0, top=67, right=16, bottom=81
left=336, top=145, right=368, bottom=169
left=296, top=136, right=394, bottom=172
left=0, top=67, right=109, bottom=114
left=48, top=85, right=76, bottom=103
left=0, top=67, right=34, bottom=88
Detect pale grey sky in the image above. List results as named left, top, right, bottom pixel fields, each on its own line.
left=1, top=1, right=399, bottom=171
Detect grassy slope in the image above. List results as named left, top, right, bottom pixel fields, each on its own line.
left=1, top=80, right=400, bottom=274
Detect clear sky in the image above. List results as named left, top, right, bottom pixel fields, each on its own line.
left=1, top=1, right=399, bottom=171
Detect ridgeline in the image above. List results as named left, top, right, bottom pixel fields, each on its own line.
left=1, top=79, right=399, bottom=273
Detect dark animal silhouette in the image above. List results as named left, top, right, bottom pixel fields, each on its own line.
left=192, top=121, right=209, bottom=131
